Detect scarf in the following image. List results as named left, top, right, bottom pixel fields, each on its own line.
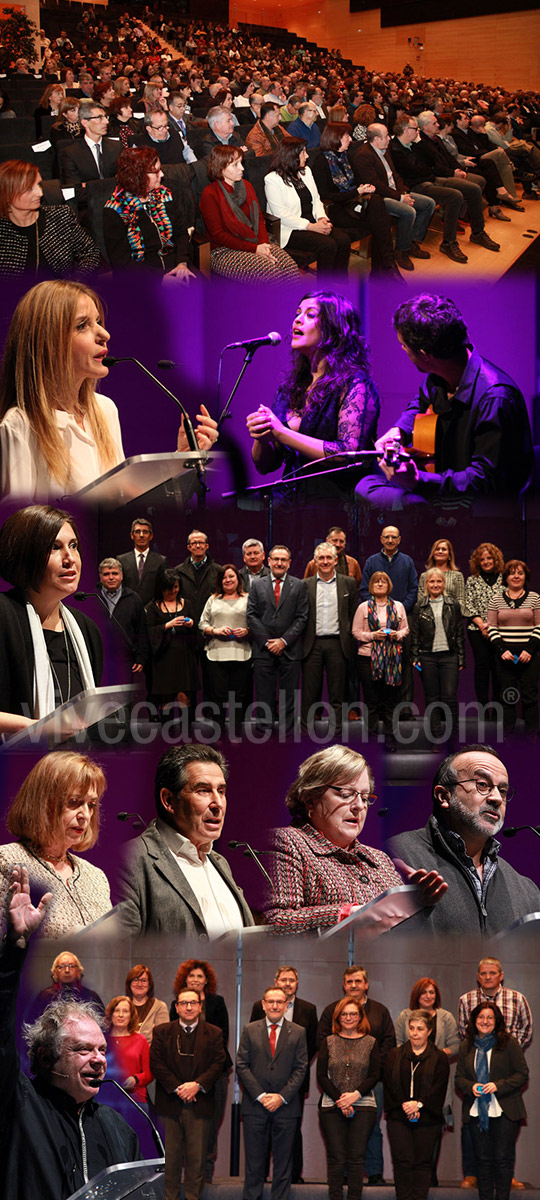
left=217, top=179, right=260, bottom=240
left=367, top=597, right=403, bottom=685
left=325, top=149, right=355, bottom=192
left=473, top=1032, right=496, bottom=1131
left=26, top=599, right=96, bottom=718
left=105, top=185, right=173, bottom=259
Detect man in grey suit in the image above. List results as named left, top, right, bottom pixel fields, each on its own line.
left=302, top=542, right=358, bottom=732
left=247, top=545, right=308, bottom=732
left=117, top=517, right=167, bottom=606
left=237, top=986, right=308, bottom=1200
left=119, top=746, right=254, bottom=937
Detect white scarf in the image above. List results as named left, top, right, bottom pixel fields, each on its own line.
left=25, top=600, right=96, bottom=717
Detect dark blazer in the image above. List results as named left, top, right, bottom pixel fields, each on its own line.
left=303, top=573, right=357, bottom=660
left=119, top=820, right=254, bottom=937
left=174, top=556, right=221, bottom=624
left=351, top=141, right=407, bottom=199
left=384, top=1041, right=449, bottom=1125
left=168, top=992, right=230, bottom=1046
left=199, top=128, right=246, bottom=159
left=59, top=136, right=122, bottom=189
left=455, top=1035, right=528, bottom=1123
left=103, top=585, right=148, bottom=666
left=135, top=127, right=186, bottom=164
left=0, top=590, right=103, bottom=720
left=317, top=996, right=396, bottom=1064
left=247, top=573, right=308, bottom=661
left=236, top=1018, right=308, bottom=1117
left=239, top=565, right=270, bottom=591
left=250, top=996, right=318, bottom=1094
left=117, top=550, right=167, bottom=606
left=150, top=1018, right=227, bottom=1118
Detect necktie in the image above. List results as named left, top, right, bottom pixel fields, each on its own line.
left=96, top=142, right=104, bottom=178
left=138, top=553, right=144, bottom=579
left=274, top=579, right=281, bottom=606
left=269, top=1023, right=278, bottom=1056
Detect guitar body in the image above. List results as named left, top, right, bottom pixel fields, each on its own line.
left=411, top=406, right=438, bottom=471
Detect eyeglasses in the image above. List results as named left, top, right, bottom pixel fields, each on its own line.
left=456, top=776, right=514, bottom=802
left=330, top=786, right=377, bottom=807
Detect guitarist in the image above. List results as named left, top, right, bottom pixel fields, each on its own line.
left=356, top=294, right=533, bottom=506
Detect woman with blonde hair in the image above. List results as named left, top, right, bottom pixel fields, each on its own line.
left=0, top=750, right=111, bottom=937
left=417, top=539, right=465, bottom=611
left=0, top=280, right=217, bottom=499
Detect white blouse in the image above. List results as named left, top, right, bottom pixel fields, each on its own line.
left=0, top=393, right=125, bottom=500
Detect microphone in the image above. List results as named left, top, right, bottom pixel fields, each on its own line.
left=102, top=355, right=200, bottom=461
left=51, top=1070, right=69, bottom=1078
left=225, top=332, right=282, bottom=351
left=502, top=824, right=540, bottom=839
left=228, top=840, right=273, bottom=889
left=117, top=811, right=146, bottom=830
left=102, top=1078, right=165, bottom=1157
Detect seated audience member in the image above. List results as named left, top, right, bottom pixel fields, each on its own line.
left=49, top=97, right=81, bottom=155
left=418, top=540, right=465, bottom=610
left=357, top=294, right=534, bottom=506
left=351, top=123, right=434, bottom=270
left=485, top=111, right=540, bottom=191
left=487, top=559, right=540, bottom=735
left=199, top=105, right=247, bottom=157
left=167, top=93, right=198, bottom=163
left=0, top=160, right=100, bottom=278
left=107, top=96, right=141, bottom=148
left=310, top=124, right=402, bottom=277
left=125, top=964, right=169, bottom=1043
left=34, top=83, right=65, bottom=137
left=389, top=115, right=477, bottom=264
left=60, top=101, right=122, bottom=194
left=351, top=104, right=376, bottom=143
left=93, top=81, right=115, bottom=111
left=353, top=571, right=408, bottom=750
left=0, top=86, right=16, bottom=119
left=464, top=114, right=524, bottom=204
left=200, top=145, right=299, bottom=280
left=287, top=101, right=322, bottom=148
left=414, top=111, right=500, bottom=254
left=0, top=751, right=112, bottom=938
left=104, top=147, right=195, bottom=279
left=464, top=542, right=504, bottom=706
left=136, top=109, right=186, bottom=164
left=265, top=139, right=351, bottom=273
left=437, top=113, right=517, bottom=219
left=245, top=101, right=291, bottom=155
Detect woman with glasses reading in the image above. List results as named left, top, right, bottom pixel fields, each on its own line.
left=264, top=745, right=440, bottom=933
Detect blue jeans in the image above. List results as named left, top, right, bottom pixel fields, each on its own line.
left=383, top=193, right=436, bottom=250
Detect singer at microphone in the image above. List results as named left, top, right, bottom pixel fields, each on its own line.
left=245, top=292, right=380, bottom=487
left=2, top=866, right=142, bottom=1200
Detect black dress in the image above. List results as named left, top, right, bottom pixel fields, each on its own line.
left=145, top=600, right=199, bottom=696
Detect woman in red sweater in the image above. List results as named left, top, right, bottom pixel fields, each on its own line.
left=106, top=995, right=153, bottom=1105
left=199, top=144, right=299, bottom=280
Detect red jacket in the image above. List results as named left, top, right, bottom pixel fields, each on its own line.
left=200, top=179, right=269, bottom=251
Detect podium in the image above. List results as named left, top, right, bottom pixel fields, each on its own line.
left=73, top=451, right=223, bottom=506
left=318, top=884, right=424, bottom=941
left=68, top=1159, right=165, bottom=1199
left=3, top=684, right=135, bottom=748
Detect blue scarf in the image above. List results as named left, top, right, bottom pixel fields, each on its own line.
left=474, top=1032, right=496, bottom=1131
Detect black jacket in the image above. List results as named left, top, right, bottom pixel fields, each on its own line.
left=59, top=136, right=122, bottom=192
left=411, top=594, right=466, bottom=666
left=250, top=995, right=318, bottom=1094
left=102, top=585, right=149, bottom=666
left=117, top=550, right=167, bottom=606
left=455, top=1036, right=528, bottom=1122
left=384, top=1041, right=449, bottom=1125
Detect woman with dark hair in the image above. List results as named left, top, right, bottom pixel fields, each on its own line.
left=199, top=144, right=299, bottom=280
left=104, top=147, right=195, bottom=279
left=213, top=88, right=239, bottom=125
left=317, top=996, right=380, bottom=1200
left=395, top=978, right=459, bottom=1182
left=384, top=1011, right=450, bottom=1200
left=487, top=559, right=540, bottom=734
left=0, top=160, right=100, bottom=278
left=0, top=505, right=103, bottom=735
left=199, top=564, right=252, bottom=728
left=418, top=540, right=465, bottom=610
left=125, top=965, right=169, bottom=1044
left=0, top=87, right=16, bottom=119
left=353, top=570, right=408, bottom=750
left=93, top=81, right=115, bottom=110
left=464, top=542, right=504, bottom=705
left=351, top=104, right=376, bottom=143
left=264, top=138, right=351, bottom=272
left=105, top=995, right=153, bottom=1108
left=34, top=83, right=65, bottom=137
left=455, top=1003, right=528, bottom=1200
left=0, top=750, right=110, bottom=936
left=411, top=567, right=465, bottom=743
left=246, top=291, right=379, bottom=478
left=49, top=97, right=81, bottom=158
left=145, top=567, right=198, bottom=717
left=310, top=124, right=400, bottom=276
left=107, top=97, right=141, bottom=147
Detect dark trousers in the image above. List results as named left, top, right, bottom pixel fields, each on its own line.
left=434, top=175, right=485, bottom=235
left=301, top=636, right=348, bottom=730
left=319, top=1106, right=377, bottom=1200
left=467, top=629, right=500, bottom=706
left=205, top=657, right=253, bottom=726
left=287, top=227, right=351, bottom=272
left=357, top=656, right=401, bottom=736
left=414, top=181, right=464, bottom=242
left=328, top=193, right=396, bottom=269
left=495, top=654, right=540, bottom=733
left=253, top=653, right=301, bottom=731
left=242, top=1110, right=297, bottom=1200
left=419, top=650, right=459, bottom=741
left=164, top=1108, right=212, bottom=1200
left=387, top=1118, right=441, bottom=1200
left=469, top=1114, right=519, bottom=1200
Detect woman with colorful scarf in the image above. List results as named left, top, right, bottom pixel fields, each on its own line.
left=352, top=570, right=408, bottom=751
left=104, top=147, right=195, bottom=280
left=311, top=123, right=401, bottom=277
left=199, top=144, right=299, bottom=281
left=456, top=1003, right=528, bottom=1200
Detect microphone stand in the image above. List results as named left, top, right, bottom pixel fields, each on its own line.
left=228, top=840, right=274, bottom=892
left=102, top=1078, right=165, bottom=1157
left=502, top=824, right=540, bottom=839
left=216, top=344, right=257, bottom=429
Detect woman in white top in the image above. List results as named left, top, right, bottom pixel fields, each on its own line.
left=0, top=750, right=112, bottom=939
left=352, top=570, right=408, bottom=751
left=0, top=279, right=217, bottom=500
left=264, top=138, right=351, bottom=273
left=199, top=563, right=252, bottom=731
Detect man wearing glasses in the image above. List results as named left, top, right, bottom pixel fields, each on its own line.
left=60, top=101, right=122, bottom=194
left=388, top=743, right=540, bottom=934
left=150, top=988, right=227, bottom=1200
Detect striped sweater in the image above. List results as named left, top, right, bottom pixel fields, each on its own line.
left=487, top=590, right=540, bottom=656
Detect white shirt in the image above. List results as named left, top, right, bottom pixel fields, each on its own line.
left=315, top=574, right=339, bottom=636
left=0, top=394, right=124, bottom=500
left=156, top=819, right=244, bottom=937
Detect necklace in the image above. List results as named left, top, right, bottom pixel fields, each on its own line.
left=48, top=615, right=72, bottom=704
left=41, top=848, right=70, bottom=865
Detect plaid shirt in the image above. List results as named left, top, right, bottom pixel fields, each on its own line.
left=458, top=985, right=533, bottom=1048
left=434, top=819, right=500, bottom=912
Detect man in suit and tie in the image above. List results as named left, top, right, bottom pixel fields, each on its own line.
left=301, top=541, right=357, bottom=732
left=239, top=538, right=270, bottom=592
left=168, top=92, right=198, bottom=163
left=119, top=745, right=254, bottom=937
left=237, top=986, right=308, bottom=1200
left=247, top=545, right=308, bottom=732
left=250, top=967, right=317, bottom=1184
left=117, top=517, right=167, bottom=606
left=150, top=988, right=228, bottom=1200
left=60, top=101, right=121, bottom=195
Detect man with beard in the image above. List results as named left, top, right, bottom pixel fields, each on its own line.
left=388, top=744, right=540, bottom=935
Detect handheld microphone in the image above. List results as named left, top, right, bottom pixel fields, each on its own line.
left=502, top=824, right=540, bottom=839
left=51, top=1071, right=69, bottom=1078
left=225, top=332, right=282, bottom=351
